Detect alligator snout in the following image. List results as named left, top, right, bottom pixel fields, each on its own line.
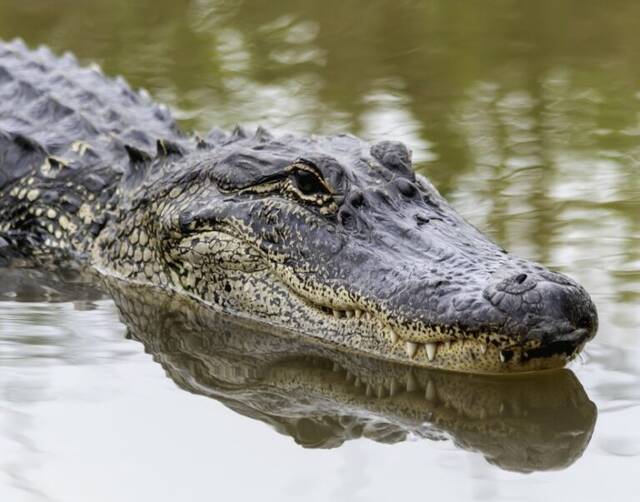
left=483, top=270, right=598, bottom=356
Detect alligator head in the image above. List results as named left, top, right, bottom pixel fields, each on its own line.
left=93, top=130, right=598, bottom=373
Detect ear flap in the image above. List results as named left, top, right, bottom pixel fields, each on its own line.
left=210, top=149, right=291, bottom=191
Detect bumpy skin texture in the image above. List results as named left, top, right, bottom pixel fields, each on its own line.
left=0, top=40, right=598, bottom=373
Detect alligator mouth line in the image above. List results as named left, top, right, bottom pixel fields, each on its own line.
left=296, top=295, right=583, bottom=369
left=298, top=296, right=526, bottom=366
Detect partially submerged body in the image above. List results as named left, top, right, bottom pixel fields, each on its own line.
left=0, top=39, right=598, bottom=373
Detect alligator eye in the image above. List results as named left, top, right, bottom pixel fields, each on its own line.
left=291, top=169, right=330, bottom=196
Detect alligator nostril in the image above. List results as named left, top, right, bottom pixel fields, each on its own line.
left=515, top=273, right=527, bottom=284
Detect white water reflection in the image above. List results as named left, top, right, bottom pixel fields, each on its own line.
left=0, top=273, right=633, bottom=502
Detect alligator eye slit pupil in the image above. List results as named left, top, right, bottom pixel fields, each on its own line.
left=293, top=170, right=326, bottom=195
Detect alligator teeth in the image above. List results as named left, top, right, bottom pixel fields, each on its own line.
left=406, top=372, right=418, bottom=391
left=444, top=340, right=451, bottom=350
left=405, top=341, right=418, bottom=358
left=480, top=343, right=487, bottom=355
left=426, top=342, right=437, bottom=361
left=499, top=351, right=506, bottom=363
left=425, top=380, right=436, bottom=401
left=389, top=379, right=399, bottom=396
left=345, top=310, right=354, bottom=319
left=354, top=310, right=362, bottom=319
left=390, top=329, right=399, bottom=344
left=333, top=309, right=344, bottom=319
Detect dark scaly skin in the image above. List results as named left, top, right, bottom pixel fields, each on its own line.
left=0, top=39, right=598, bottom=373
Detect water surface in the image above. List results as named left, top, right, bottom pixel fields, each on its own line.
left=0, top=1, right=638, bottom=501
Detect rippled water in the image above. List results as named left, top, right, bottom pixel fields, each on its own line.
left=0, top=1, right=639, bottom=500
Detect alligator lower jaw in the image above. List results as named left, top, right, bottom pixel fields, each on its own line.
left=296, top=297, right=584, bottom=373
left=363, top=335, right=573, bottom=374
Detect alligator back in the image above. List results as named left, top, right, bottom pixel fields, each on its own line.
left=0, top=39, right=185, bottom=190
left=0, top=39, right=194, bottom=257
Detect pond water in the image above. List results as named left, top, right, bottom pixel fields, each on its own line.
left=0, top=1, right=639, bottom=500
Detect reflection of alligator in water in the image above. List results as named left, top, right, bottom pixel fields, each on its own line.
left=103, top=277, right=596, bottom=473
left=0, top=39, right=598, bottom=372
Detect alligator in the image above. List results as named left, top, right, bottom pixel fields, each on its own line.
left=0, top=39, right=598, bottom=373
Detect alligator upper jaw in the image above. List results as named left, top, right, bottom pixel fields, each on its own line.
left=287, top=279, right=596, bottom=374
left=278, top=256, right=595, bottom=374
